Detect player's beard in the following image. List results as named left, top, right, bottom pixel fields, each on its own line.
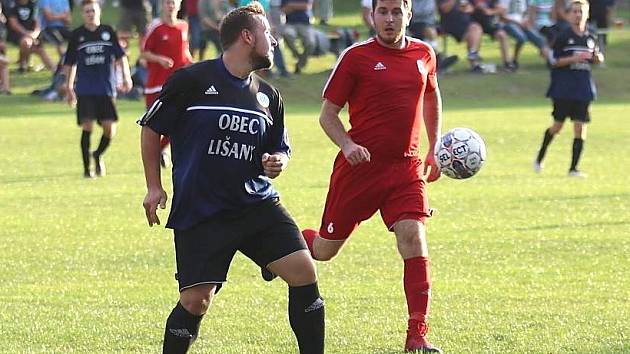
left=377, top=30, right=404, bottom=46
left=250, top=40, right=274, bottom=71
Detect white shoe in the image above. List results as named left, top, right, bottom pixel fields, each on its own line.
left=568, top=170, right=587, bottom=178
left=533, top=160, right=543, bottom=173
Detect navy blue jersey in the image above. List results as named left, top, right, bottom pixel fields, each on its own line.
left=546, top=27, right=597, bottom=101
left=64, top=25, right=125, bottom=97
left=138, top=58, right=291, bottom=230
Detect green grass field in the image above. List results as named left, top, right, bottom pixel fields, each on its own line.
left=1, top=2, right=629, bottom=353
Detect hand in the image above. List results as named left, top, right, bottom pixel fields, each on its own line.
left=158, top=56, right=174, bottom=68
left=423, top=151, right=441, bottom=183
left=66, top=88, right=77, bottom=107
left=341, top=141, right=370, bottom=166
left=262, top=153, right=288, bottom=178
left=577, top=51, right=593, bottom=61
left=143, top=187, right=168, bottom=226
left=118, top=77, right=133, bottom=93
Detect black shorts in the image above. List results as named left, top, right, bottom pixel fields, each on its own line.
left=552, top=99, right=591, bottom=123
left=408, top=22, right=435, bottom=41
left=173, top=198, right=307, bottom=293
left=41, top=27, right=72, bottom=46
left=7, top=30, right=43, bottom=46
left=76, top=95, right=118, bottom=125
left=442, top=15, right=471, bottom=42
left=472, top=13, right=503, bottom=37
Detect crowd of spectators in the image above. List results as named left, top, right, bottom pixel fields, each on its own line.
left=0, top=0, right=620, bottom=97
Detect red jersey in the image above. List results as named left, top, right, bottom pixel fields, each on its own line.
left=322, top=37, right=438, bottom=160
left=142, top=19, right=192, bottom=95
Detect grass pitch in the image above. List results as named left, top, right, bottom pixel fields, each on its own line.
left=0, top=4, right=629, bottom=353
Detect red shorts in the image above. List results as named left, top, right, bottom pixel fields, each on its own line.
left=319, top=153, right=432, bottom=241
left=145, top=92, right=160, bottom=109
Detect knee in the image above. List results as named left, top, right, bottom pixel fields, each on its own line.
left=398, top=232, right=423, bottom=250
left=180, top=286, right=214, bottom=316
left=550, top=125, right=563, bottom=134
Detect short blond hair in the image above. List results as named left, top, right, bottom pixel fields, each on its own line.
left=220, top=1, right=266, bottom=50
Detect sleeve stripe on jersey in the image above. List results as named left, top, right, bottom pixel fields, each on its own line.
left=186, top=106, right=273, bottom=126
left=137, top=99, right=163, bottom=125
left=142, top=18, right=163, bottom=50
left=322, top=38, right=374, bottom=97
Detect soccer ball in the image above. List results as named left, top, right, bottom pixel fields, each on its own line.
left=434, top=128, right=487, bottom=179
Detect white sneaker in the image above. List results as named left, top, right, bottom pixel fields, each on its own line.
left=533, top=160, right=543, bottom=173
left=568, top=170, right=587, bottom=178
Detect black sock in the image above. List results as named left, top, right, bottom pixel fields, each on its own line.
left=536, top=128, right=555, bottom=163
left=162, top=302, right=203, bottom=354
left=81, top=130, right=91, bottom=173
left=94, top=135, right=111, bottom=157
left=570, top=138, right=584, bottom=171
left=288, top=283, right=325, bottom=354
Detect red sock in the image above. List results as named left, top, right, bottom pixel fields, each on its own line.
left=160, top=136, right=170, bottom=150
left=301, top=229, right=318, bottom=255
left=403, top=256, right=431, bottom=322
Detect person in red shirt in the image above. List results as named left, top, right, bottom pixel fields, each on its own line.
left=301, top=0, right=443, bottom=352
left=141, top=0, right=192, bottom=167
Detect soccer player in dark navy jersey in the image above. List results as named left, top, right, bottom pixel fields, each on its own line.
left=63, top=0, right=133, bottom=178
left=138, top=3, right=324, bottom=354
left=534, top=0, right=603, bottom=178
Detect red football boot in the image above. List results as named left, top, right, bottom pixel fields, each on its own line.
left=404, top=319, right=443, bottom=353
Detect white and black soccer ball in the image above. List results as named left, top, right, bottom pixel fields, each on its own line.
left=434, top=128, right=487, bottom=179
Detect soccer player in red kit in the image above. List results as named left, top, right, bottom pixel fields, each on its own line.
left=303, top=0, right=443, bottom=352
left=141, top=0, right=192, bottom=167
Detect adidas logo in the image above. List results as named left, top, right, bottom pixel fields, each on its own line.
left=205, top=85, right=219, bottom=95
left=169, top=328, right=193, bottom=338
left=304, top=297, right=325, bottom=313
left=373, top=62, right=387, bottom=71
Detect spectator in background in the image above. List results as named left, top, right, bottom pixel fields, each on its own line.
left=472, top=0, right=514, bottom=71
left=408, top=0, right=458, bottom=73
left=281, top=0, right=314, bottom=74
left=360, top=0, right=375, bottom=37
left=313, top=0, right=331, bottom=25
left=588, top=0, right=615, bottom=54
left=269, top=0, right=290, bottom=76
left=117, top=0, right=152, bottom=45
left=241, top=0, right=290, bottom=76
left=0, top=2, right=10, bottom=94
left=528, top=0, right=558, bottom=43
left=7, top=0, right=55, bottom=72
left=39, top=0, right=72, bottom=59
left=499, top=0, right=549, bottom=68
left=199, top=0, right=231, bottom=59
left=437, top=0, right=484, bottom=72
